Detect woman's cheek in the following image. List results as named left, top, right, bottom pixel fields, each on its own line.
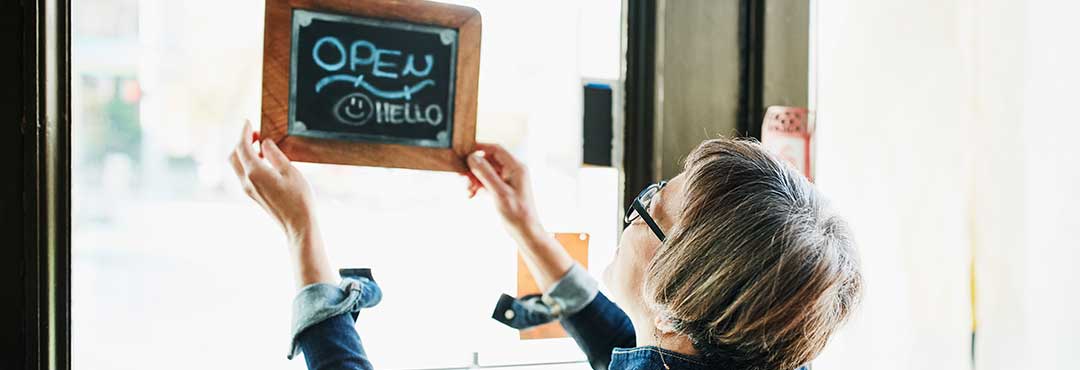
left=603, top=255, right=623, bottom=286
left=606, top=253, right=636, bottom=304
left=607, top=231, right=641, bottom=304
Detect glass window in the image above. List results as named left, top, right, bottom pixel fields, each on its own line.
left=72, top=0, right=622, bottom=369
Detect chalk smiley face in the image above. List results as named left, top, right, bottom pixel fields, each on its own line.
left=333, top=92, right=375, bottom=126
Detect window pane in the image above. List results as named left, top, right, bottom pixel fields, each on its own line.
left=72, top=0, right=621, bottom=369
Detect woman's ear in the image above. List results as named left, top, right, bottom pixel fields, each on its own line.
left=654, top=313, right=677, bottom=334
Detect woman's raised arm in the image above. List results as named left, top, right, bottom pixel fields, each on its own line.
left=228, top=120, right=335, bottom=288
left=229, top=121, right=376, bottom=370
left=466, top=144, right=636, bottom=369
left=464, top=143, right=575, bottom=291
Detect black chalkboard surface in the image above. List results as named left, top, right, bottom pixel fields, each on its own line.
left=289, top=9, right=458, bottom=148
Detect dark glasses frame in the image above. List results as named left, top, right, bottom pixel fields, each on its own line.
left=625, top=181, right=667, bottom=242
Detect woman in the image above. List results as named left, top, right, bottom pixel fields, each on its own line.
left=229, top=120, right=861, bottom=370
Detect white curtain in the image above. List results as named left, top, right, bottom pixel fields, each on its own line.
left=812, top=1, right=1080, bottom=369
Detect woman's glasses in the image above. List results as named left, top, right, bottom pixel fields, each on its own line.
left=625, top=181, right=667, bottom=242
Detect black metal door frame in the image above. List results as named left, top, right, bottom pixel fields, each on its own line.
left=623, top=0, right=658, bottom=210
left=0, top=0, right=71, bottom=369
left=738, top=0, right=766, bottom=139
left=622, top=0, right=765, bottom=209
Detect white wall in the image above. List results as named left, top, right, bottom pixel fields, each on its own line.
left=813, top=1, right=1080, bottom=369
left=976, top=1, right=1080, bottom=369
left=813, top=1, right=976, bottom=369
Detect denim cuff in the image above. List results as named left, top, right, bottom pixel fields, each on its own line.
left=491, top=264, right=599, bottom=330
left=287, top=268, right=382, bottom=360
left=491, top=293, right=557, bottom=329
left=543, top=264, right=599, bottom=317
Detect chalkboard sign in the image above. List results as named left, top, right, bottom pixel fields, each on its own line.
left=290, top=9, right=457, bottom=148
left=261, top=0, right=481, bottom=172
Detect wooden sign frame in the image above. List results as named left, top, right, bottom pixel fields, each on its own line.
left=261, top=0, right=481, bottom=172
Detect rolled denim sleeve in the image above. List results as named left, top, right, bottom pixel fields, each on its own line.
left=491, top=264, right=600, bottom=329
left=543, top=264, right=600, bottom=317
left=296, top=313, right=371, bottom=370
left=288, top=269, right=382, bottom=361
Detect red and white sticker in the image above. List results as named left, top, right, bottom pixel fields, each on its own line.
left=761, top=106, right=812, bottom=182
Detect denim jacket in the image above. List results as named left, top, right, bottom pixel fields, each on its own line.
left=289, top=265, right=808, bottom=370
left=492, top=265, right=724, bottom=370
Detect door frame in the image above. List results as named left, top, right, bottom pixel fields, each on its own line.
left=0, top=0, right=72, bottom=369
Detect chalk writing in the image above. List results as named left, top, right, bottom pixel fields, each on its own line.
left=314, top=74, right=435, bottom=100
left=290, top=9, right=458, bottom=148
left=374, top=101, right=443, bottom=126
left=311, top=36, right=443, bottom=126
left=333, top=92, right=375, bottom=126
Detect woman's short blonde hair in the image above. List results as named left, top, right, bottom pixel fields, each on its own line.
left=645, top=138, right=862, bottom=369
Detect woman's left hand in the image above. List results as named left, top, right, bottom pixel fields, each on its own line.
left=228, top=120, right=317, bottom=241
left=229, top=120, right=336, bottom=287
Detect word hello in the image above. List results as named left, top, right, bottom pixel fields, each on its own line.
left=375, top=101, right=444, bottom=126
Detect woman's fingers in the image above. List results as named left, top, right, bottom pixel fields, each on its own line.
left=474, top=143, right=520, bottom=171
left=234, top=121, right=258, bottom=171
left=474, top=143, right=526, bottom=186
left=261, top=139, right=292, bottom=173
left=465, top=143, right=531, bottom=197
left=228, top=151, right=245, bottom=180
left=462, top=172, right=482, bottom=198
left=229, top=148, right=270, bottom=210
left=232, top=120, right=283, bottom=210
left=467, top=151, right=512, bottom=197
left=235, top=121, right=272, bottom=175
left=228, top=151, right=255, bottom=196
left=468, top=182, right=481, bottom=198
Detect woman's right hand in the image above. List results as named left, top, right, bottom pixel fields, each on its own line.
left=465, top=143, right=574, bottom=289
left=465, top=143, right=544, bottom=243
